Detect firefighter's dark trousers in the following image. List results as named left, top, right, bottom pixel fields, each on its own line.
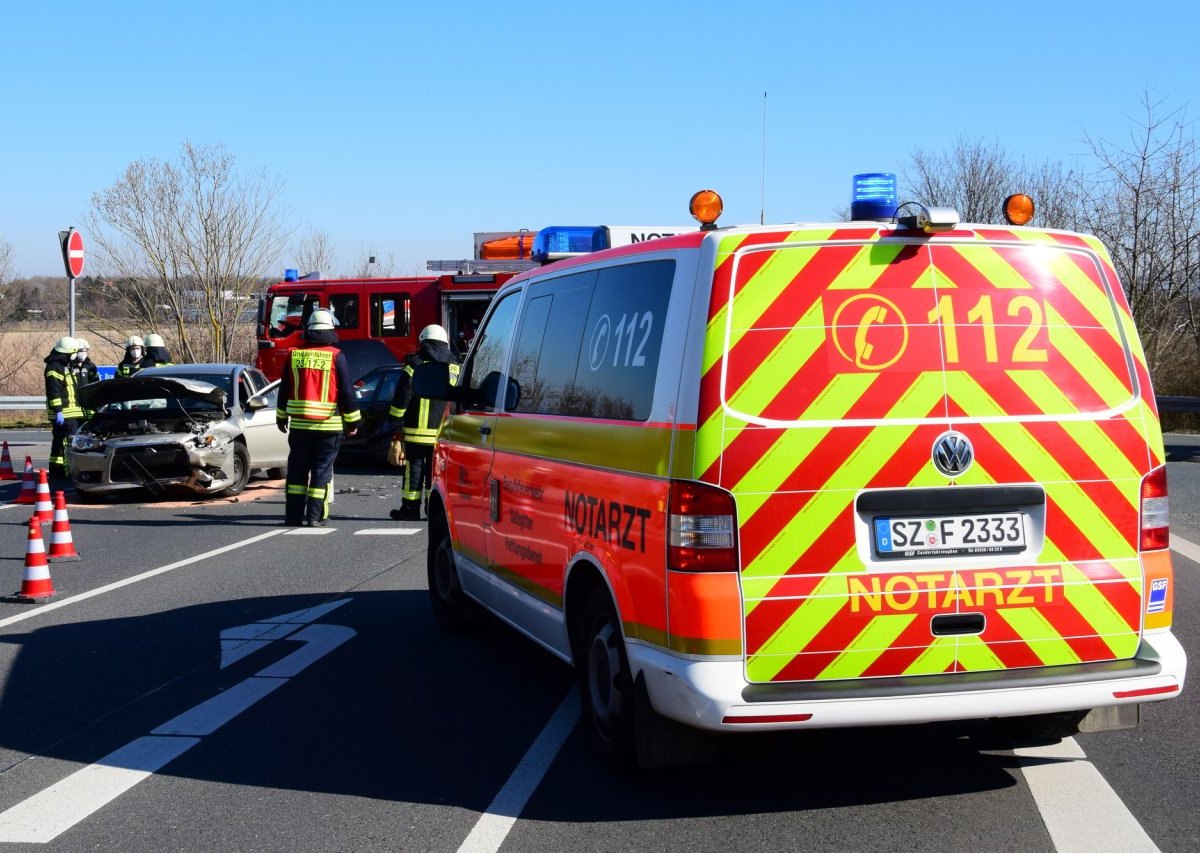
left=400, top=442, right=434, bottom=511
left=285, top=429, right=341, bottom=525
left=49, top=418, right=80, bottom=477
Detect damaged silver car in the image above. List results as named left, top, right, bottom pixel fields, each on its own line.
left=69, top=364, right=289, bottom=499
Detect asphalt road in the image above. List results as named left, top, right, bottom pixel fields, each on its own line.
left=0, top=428, right=1195, bottom=852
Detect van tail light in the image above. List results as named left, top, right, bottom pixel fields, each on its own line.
left=1140, top=466, right=1169, bottom=551
left=668, top=480, right=739, bottom=572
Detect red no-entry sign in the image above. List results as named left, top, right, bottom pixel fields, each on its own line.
left=60, top=229, right=85, bottom=278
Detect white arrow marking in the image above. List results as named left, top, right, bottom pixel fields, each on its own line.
left=0, top=599, right=356, bottom=844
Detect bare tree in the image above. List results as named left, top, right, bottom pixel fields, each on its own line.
left=0, top=233, right=13, bottom=286
left=346, top=247, right=395, bottom=278
left=1076, top=93, right=1200, bottom=387
left=292, top=227, right=336, bottom=278
left=903, top=137, right=1081, bottom=229
left=84, top=142, right=290, bottom=363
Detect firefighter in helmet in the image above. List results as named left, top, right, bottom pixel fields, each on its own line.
left=143, top=333, right=174, bottom=368
left=70, top=338, right=101, bottom=386
left=276, top=309, right=361, bottom=526
left=44, top=336, right=84, bottom=477
left=387, top=323, right=460, bottom=521
left=116, top=336, right=146, bottom=377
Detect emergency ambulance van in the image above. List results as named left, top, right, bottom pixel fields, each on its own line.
left=413, top=180, right=1187, bottom=767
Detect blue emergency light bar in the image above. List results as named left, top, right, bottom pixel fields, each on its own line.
left=283, top=269, right=300, bottom=282
left=532, top=226, right=609, bottom=261
left=851, top=173, right=898, bottom=221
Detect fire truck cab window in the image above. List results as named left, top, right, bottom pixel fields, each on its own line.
left=268, top=293, right=319, bottom=337
left=370, top=293, right=411, bottom=338
left=328, top=294, right=360, bottom=330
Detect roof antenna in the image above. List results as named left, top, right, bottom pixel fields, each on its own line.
left=760, top=91, right=768, bottom=226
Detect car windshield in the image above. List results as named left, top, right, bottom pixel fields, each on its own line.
left=95, top=395, right=223, bottom=415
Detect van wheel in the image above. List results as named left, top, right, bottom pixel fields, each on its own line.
left=427, top=527, right=482, bottom=632
left=217, top=444, right=250, bottom=498
left=578, top=588, right=636, bottom=769
left=995, top=709, right=1089, bottom=742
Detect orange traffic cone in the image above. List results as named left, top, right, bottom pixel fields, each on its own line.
left=0, top=442, right=16, bottom=480
left=33, top=470, right=54, bottom=523
left=13, top=457, right=36, bottom=505
left=14, top=518, right=55, bottom=600
left=47, top=492, right=81, bottom=562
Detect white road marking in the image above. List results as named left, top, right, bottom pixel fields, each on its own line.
left=1015, top=737, right=1159, bottom=852
left=284, top=527, right=336, bottom=535
left=457, top=691, right=579, bottom=853
left=0, top=600, right=355, bottom=843
left=0, top=529, right=285, bottom=631
left=0, top=736, right=201, bottom=844
left=1169, top=533, right=1200, bottom=565
left=354, top=528, right=421, bottom=535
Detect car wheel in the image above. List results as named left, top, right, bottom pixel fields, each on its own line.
left=266, top=465, right=287, bottom=480
left=427, top=522, right=483, bottom=633
left=217, top=443, right=251, bottom=498
left=578, top=587, right=636, bottom=768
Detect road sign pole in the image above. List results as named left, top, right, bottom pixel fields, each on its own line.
left=68, top=277, right=76, bottom=338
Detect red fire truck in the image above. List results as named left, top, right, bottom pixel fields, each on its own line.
left=255, top=226, right=693, bottom=380
left=254, top=232, right=539, bottom=381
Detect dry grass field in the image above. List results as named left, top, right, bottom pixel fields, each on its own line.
left=0, top=325, right=132, bottom=396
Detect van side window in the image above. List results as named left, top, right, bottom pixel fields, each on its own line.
left=369, top=293, right=411, bottom=337
left=510, top=272, right=596, bottom=415
left=462, top=292, right=522, bottom=412
left=565, top=260, right=674, bottom=420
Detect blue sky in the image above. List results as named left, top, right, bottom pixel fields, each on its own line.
left=2, top=0, right=1197, bottom=278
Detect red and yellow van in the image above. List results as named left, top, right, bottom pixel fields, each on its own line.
left=415, top=189, right=1186, bottom=767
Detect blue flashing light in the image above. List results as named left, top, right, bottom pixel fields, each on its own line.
left=850, top=173, right=898, bottom=221
left=283, top=268, right=299, bottom=282
left=532, top=226, right=609, bottom=261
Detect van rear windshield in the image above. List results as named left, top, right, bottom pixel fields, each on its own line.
left=719, top=241, right=1136, bottom=424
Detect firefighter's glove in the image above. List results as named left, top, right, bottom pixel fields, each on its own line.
left=276, top=420, right=288, bottom=434
left=55, top=411, right=64, bottom=426
left=387, top=438, right=406, bottom=467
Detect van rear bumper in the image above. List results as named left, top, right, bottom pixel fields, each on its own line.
left=629, top=631, right=1187, bottom=732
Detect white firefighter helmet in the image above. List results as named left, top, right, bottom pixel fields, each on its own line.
left=419, top=324, right=449, bottom=344
left=126, top=335, right=145, bottom=348
left=145, top=333, right=166, bottom=348
left=307, top=308, right=336, bottom=331
left=53, top=336, right=79, bottom=354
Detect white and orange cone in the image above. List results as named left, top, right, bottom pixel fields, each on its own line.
left=13, top=457, right=36, bottom=505
left=0, top=441, right=16, bottom=480
left=33, top=470, right=54, bottom=523
left=47, top=491, right=81, bottom=562
left=14, top=517, right=55, bottom=600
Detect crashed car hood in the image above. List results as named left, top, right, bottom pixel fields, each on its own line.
left=79, top=376, right=226, bottom=409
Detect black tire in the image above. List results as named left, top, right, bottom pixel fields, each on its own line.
left=995, top=709, right=1089, bottom=742
left=217, top=443, right=251, bottom=498
left=578, top=587, right=637, bottom=769
left=427, top=525, right=483, bottom=632
left=265, top=465, right=287, bottom=480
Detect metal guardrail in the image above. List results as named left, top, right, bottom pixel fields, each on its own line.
left=0, top=396, right=43, bottom=411
left=1156, top=396, right=1200, bottom=414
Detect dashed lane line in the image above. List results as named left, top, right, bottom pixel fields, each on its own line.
left=1015, top=737, right=1159, bottom=853
left=0, top=529, right=285, bottom=631
left=457, top=690, right=579, bottom=853
left=354, top=528, right=421, bottom=535
left=1169, top=533, right=1200, bottom=565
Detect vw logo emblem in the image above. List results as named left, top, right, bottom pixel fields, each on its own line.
left=932, top=431, right=974, bottom=478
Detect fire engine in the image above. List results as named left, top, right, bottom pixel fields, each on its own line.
left=255, top=227, right=692, bottom=380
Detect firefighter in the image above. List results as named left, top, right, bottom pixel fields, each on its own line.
left=116, top=336, right=146, bottom=377
left=275, top=309, right=361, bottom=527
left=44, top=336, right=84, bottom=477
left=387, top=324, right=460, bottom=521
left=70, top=338, right=101, bottom=386
left=144, top=333, right=174, bottom=368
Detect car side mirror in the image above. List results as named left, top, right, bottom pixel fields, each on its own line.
left=412, top=362, right=455, bottom=399
left=245, top=394, right=269, bottom=411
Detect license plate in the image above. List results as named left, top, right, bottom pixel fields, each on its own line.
left=874, top=513, right=1025, bottom=559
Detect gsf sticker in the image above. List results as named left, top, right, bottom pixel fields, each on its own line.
left=1147, top=577, right=1169, bottom=614
left=588, top=312, right=655, bottom=371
